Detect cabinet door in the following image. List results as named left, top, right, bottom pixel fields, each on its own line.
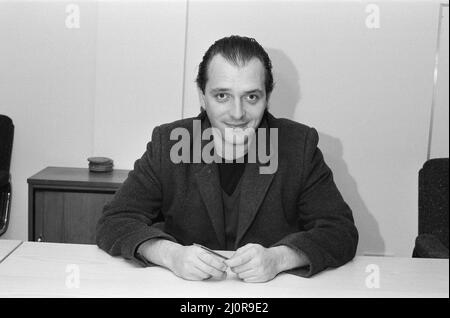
left=34, top=190, right=114, bottom=244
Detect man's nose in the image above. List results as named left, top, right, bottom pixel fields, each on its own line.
left=230, top=98, right=245, bottom=120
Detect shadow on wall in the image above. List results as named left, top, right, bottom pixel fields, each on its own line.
left=266, top=48, right=301, bottom=119
left=318, top=132, right=385, bottom=256
left=266, top=47, right=385, bottom=256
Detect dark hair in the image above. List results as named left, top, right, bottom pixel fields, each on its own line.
left=196, top=35, right=274, bottom=98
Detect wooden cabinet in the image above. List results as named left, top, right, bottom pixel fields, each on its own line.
left=28, top=167, right=130, bottom=244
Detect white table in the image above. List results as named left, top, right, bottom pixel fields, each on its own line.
left=0, top=241, right=448, bottom=298
left=0, top=239, right=22, bottom=263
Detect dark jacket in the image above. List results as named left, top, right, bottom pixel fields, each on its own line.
left=96, top=111, right=358, bottom=277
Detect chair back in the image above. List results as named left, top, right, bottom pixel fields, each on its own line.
left=0, top=114, right=14, bottom=236
left=419, top=158, right=449, bottom=249
left=0, top=115, right=14, bottom=173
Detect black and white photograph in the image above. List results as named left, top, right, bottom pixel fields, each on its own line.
left=0, top=0, right=448, bottom=303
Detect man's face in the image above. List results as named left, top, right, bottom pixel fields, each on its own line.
left=199, top=54, right=267, bottom=146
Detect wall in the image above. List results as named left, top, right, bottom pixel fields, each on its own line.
left=429, top=4, right=449, bottom=159
left=0, top=0, right=187, bottom=241
left=0, top=0, right=97, bottom=243
left=1, top=0, right=448, bottom=258
left=93, top=0, right=186, bottom=168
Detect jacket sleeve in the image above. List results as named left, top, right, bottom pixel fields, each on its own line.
left=271, top=127, right=358, bottom=277
left=96, top=126, right=177, bottom=267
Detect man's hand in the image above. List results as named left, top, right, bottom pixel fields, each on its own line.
left=224, top=243, right=281, bottom=283
left=138, top=240, right=228, bottom=281
left=167, top=244, right=228, bottom=281
left=224, top=243, right=309, bottom=283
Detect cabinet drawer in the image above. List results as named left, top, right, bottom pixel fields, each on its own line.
left=34, top=190, right=114, bottom=244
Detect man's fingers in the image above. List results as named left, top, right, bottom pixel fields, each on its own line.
left=237, top=268, right=256, bottom=280
left=230, top=261, right=254, bottom=274
left=225, top=250, right=253, bottom=268
left=228, top=243, right=259, bottom=261
left=234, top=243, right=255, bottom=256
left=197, top=252, right=228, bottom=272
left=190, top=266, right=211, bottom=280
left=195, top=259, right=227, bottom=279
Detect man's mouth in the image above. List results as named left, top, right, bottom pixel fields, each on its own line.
left=225, top=123, right=249, bottom=129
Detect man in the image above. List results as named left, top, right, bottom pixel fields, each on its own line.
left=96, top=35, right=358, bottom=283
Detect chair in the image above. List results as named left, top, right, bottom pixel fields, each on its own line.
left=0, top=115, right=14, bottom=237
left=413, top=158, right=449, bottom=258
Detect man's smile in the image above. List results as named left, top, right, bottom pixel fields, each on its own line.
left=224, top=122, right=249, bottom=129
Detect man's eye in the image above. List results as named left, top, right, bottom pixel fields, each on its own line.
left=246, top=94, right=259, bottom=103
left=215, top=93, right=228, bottom=101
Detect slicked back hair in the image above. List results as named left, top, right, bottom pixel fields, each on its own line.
left=196, top=35, right=274, bottom=99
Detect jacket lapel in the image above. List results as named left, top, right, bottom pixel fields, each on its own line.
left=192, top=112, right=226, bottom=248
left=235, top=162, right=274, bottom=248
left=235, top=113, right=276, bottom=247
left=194, top=163, right=226, bottom=248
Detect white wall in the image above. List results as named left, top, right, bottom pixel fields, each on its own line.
left=0, top=0, right=187, bottom=241
left=430, top=5, right=449, bottom=159
left=1, top=0, right=448, bottom=258
left=0, top=0, right=98, bottom=242
left=93, top=0, right=186, bottom=169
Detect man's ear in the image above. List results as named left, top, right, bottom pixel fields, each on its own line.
left=197, top=87, right=206, bottom=111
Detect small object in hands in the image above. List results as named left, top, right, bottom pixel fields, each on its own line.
left=193, top=243, right=229, bottom=260
left=87, top=157, right=114, bottom=173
